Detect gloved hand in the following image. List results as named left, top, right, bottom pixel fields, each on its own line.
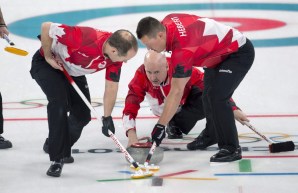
left=151, top=124, right=166, bottom=146
left=102, top=116, right=115, bottom=137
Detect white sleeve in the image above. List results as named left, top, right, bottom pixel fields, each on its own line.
left=122, top=114, right=136, bottom=133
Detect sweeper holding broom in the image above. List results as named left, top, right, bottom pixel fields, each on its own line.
left=30, top=21, right=138, bottom=177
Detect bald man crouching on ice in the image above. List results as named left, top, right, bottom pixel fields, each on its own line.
left=122, top=50, right=248, bottom=149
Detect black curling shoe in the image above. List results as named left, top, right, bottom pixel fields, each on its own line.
left=64, top=156, right=74, bottom=164
left=0, top=135, right=12, bottom=149
left=187, top=135, right=216, bottom=150
left=47, top=160, right=64, bottom=177
left=166, top=124, right=183, bottom=139
left=210, top=147, right=242, bottom=163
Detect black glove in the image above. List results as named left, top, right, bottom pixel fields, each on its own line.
left=102, top=116, right=115, bottom=137
left=151, top=124, right=166, bottom=146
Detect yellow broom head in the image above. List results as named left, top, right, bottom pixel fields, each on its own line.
left=4, top=46, right=29, bottom=56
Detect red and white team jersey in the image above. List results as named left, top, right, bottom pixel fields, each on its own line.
left=122, top=58, right=204, bottom=134
left=40, top=23, right=122, bottom=81
left=162, top=13, right=246, bottom=78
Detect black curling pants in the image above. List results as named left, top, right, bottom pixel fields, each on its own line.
left=170, top=85, right=218, bottom=141
left=30, top=51, right=91, bottom=161
left=171, top=86, right=206, bottom=135
left=202, top=39, right=255, bottom=152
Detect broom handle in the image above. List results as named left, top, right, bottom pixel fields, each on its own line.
left=62, top=67, right=140, bottom=169
left=243, top=121, right=274, bottom=144
left=3, top=34, right=15, bottom=46
left=144, top=141, right=157, bottom=166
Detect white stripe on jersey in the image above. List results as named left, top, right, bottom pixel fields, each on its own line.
left=49, top=23, right=97, bottom=76
left=198, top=18, right=246, bottom=47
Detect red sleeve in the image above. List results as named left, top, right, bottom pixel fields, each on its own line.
left=229, top=98, right=239, bottom=111
left=105, top=62, right=123, bottom=82
left=122, top=65, right=148, bottom=120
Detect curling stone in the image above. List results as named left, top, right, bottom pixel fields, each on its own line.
left=126, top=138, right=164, bottom=164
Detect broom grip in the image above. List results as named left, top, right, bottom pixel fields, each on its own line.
left=62, top=67, right=140, bottom=168
left=243, top=121, right=274, bottom=144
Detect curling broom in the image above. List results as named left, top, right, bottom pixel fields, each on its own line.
left=3, top=34, right=28, bottom=56
left=243, top=121, right=295, bottom=153
left=61, top=66, right=153, bottom=179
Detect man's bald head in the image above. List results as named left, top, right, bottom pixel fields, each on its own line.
left=144, top=50, right=168, bottom=86
left=144, top=50, right=166, bottom=66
